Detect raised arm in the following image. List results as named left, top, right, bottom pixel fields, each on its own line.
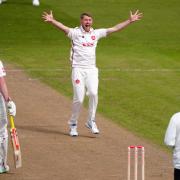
left=107, top=10, right=142, bottom=35
left=42, top=10, right=70, bottom=35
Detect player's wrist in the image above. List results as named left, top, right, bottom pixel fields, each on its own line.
left=51, top=18, right=56, bottom=24
left=128, top=19, right=133, bottom=24
left=6, top=96, right=11, bottom=102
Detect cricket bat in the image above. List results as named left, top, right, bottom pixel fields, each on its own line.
left=9, top=115, right=22, bottom=168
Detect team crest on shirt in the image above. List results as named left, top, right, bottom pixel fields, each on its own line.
left=91, top=36, right=96, bottom=40
left=75, top=79, right=80, bottom=84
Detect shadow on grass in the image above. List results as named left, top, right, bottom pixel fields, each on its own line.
left=16, top=125, right=96, bottom=139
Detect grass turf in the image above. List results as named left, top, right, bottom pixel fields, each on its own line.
left=0, top=0, right=180, bottom=146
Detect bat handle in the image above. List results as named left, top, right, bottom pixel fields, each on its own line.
left=10, top=115, right=15, bottom=129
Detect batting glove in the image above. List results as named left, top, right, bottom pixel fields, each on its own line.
left=7, top=100, right=16, bottom=116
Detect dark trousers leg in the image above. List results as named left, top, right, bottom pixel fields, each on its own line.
left=174, top=168, right=180, bottom=180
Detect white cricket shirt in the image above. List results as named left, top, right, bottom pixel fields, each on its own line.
left=164, top=112, right=180, bottom=169
left=67, top=26, right=107, bottom=68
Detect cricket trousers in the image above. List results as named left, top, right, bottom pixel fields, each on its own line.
left=69, top=67, right=99, bottom=125
left=0, top=95, right=8, bottom=169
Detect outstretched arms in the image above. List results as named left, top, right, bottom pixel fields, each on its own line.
left=107, top=10, right=142, bottom=35
left=42, top=11, right=70, bottom=34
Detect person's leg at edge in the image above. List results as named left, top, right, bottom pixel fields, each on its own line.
left=0, top=129, right=9, bottom=173
left=0, top=95, right=9, bottom=172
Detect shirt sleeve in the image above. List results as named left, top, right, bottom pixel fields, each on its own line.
left=95, top=29, right=107, bottom=40
left=164, top=113, right=178, bottom=147
left=67, top=28, right=78, bottom=40
left=0, top=61, right=6, bottom=77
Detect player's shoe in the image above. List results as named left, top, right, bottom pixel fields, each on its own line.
left=86, top=121, right=99, bottom=134
left=32, top=0, right=40, bottom=6
left=0, top=165, right=9, bottom=174
left=69, top=124, right=78, bottom=137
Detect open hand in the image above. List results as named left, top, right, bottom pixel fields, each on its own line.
left=129, top=10, right=143, bottom=22
left=42, top=10, right=54, bottom=22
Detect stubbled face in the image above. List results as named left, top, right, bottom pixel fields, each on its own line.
left=81, top=15, right=93, bottom=32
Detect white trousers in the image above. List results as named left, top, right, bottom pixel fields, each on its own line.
left=69, top=67, right=99, bottom=125
left=0, top=135, right=8, bottom=168
left=0, top=95, right=8, bottom=168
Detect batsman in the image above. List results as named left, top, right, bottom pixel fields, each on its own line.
left=42, top=10, right=142, bottom=136
left=0, top=61, right=16, bottom=173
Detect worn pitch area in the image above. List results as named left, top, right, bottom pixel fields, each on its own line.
left=1, top=64, right=173, bottom=180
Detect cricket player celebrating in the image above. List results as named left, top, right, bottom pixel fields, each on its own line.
left=0, top=61, right=16, bottom=173
left=42, top=10, right=142, bottom=136
left=164, top=113, right=180, bottom=180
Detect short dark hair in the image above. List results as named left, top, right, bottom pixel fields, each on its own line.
left=80, top=12, right=93, bottom=19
